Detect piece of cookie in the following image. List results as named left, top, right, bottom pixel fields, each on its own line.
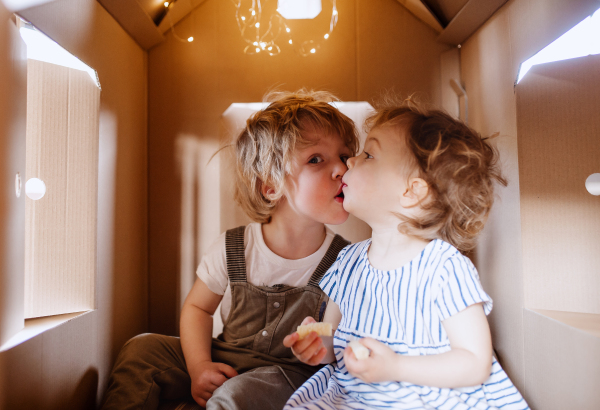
left=296, top=322, right=332, bottom=340
left=348, top=340, right=370, bottom=360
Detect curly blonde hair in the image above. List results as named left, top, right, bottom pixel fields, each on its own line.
left=367, top=97, right=507, bottom=252
left=234, top=89, right=359, bottom=223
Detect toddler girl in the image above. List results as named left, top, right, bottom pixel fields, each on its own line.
left=283, top=98, right=529, bottom=409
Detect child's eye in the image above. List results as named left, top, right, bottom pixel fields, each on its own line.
left=308, top=156, right=323, bottom=164
left=363, top=151, right=373, bottom=159
left=340, top=155, right=349, bottom=165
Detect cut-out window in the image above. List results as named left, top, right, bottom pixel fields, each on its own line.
left=517, top=7, right=600, bottom=83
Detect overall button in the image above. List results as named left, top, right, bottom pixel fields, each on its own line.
left=262, top=330, right=268, bottom=337
left=273, top=302, right=280, bottom=308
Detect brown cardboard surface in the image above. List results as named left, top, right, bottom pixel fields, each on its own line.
left=24, top=60, right=100, bottom=318
left=0, top=17, right=26, bottom=348
left=523, top=308, right=600, bottom=410
left=148, top=0, right=450, bottom=335
left=461, top=0, right=600, bottom=404
left=1, top=0, right=149, bottom=407
left=395, top=0, right=443, bottom=32
left=440, top=48, right=460, bottom=119
left=438, top=0, right=508, bottom=45
left=517, top=54, right=600, bottom=315
left=97, top=0, right=164, bottom=50
left=532, top=309, right=600, bottom=339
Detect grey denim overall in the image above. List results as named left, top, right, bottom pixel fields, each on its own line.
left=100, top=226, right=349, bottom=410
left=211, top=226, right=350, bottom=382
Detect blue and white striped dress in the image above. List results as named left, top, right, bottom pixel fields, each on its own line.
left=285, top=239, right=528, bottom=410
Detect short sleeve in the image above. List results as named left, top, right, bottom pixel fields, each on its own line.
left=196, top=232, right=229, bottom=296
left=435, top=254, right=493, bottom=321
left=319, top=246, right=349, bottom=306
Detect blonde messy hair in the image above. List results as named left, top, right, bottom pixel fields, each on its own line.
left=367, top=97, right=507, bottom=252
left=234, top=89, right=359, bottom=223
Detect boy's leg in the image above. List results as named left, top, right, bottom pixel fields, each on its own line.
left=206, top=366, right=307, bottom=410
left=101, top=333, right=194, bottom=410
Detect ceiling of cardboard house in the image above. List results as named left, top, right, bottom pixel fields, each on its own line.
left=95, top=0, right=508, bottom=51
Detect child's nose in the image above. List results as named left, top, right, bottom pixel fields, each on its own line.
left=346, top=156, right=357, bottom=169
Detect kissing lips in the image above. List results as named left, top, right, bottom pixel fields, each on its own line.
left=334, top=185, right=345, bottom=203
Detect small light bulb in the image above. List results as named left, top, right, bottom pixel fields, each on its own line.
left=310, top=48, right=316, bottom=53
left=251, top=10, right=256, bottom=16
left=255, top=22, right=260, bottom=28
left=164, top=1, right=169, bottom=7
left=286, top=27, right=290, bottom=33
left=260, top=42, right=266, bottom=48
left=324, top=33, right=329, bottom=39
left=253, top=41, right=258, bottom=46
left=268, top=46, right=272, bottom=51
left=289, top=39, right=293, bottom=44
left=241, top=16, right=246, bottom=21
left=333, top=10, right=338, bottom=15
left=255, top=47, right=260, bottom=52
left=188, top=37, right=194, bottom=42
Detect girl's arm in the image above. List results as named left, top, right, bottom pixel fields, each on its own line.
left=180, top=279, right=238, bottom=406
left=345, top=303, right=492, bottom=388
left=283, top=300, right=343, bottom=365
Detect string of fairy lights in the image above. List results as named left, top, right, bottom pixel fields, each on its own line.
left=164, top=0, right=338, bottom=56
left=233, top=0, right=338, bottom=56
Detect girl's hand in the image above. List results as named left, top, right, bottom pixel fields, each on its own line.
left=283, top=316, right=328, bottom=366
left=344, top=338, right=399, bottom=383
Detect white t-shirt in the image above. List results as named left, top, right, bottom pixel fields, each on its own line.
left=197, top=223, right=335, bottom=324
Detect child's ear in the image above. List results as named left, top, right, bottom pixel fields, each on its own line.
left=400, top=178, right=429, bottom=208
left=261, top=182, right=278, bottom=202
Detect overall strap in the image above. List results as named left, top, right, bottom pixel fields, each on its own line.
left=307, top=234, right=350, bottom=288
left=225, top=226, right=247, bottom=283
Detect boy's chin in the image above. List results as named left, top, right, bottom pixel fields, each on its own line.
left=325, top=210, right=350, bottom=226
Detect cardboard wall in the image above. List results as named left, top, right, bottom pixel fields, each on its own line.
left=460, top=0, right=600, bottom=403
left=0, top=0, right=148, bottom=407
left=25, top=60, right=100, bottom=319
left=0, top=15, right=26, bottom=349
left=148, top=0, right=451, bottom=335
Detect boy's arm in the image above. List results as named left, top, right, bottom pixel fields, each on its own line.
left=344, top=303, right=493, bottom=387
left=283, top=300, right=342, bottom=365
left=180, top=279, right=237, bottom=406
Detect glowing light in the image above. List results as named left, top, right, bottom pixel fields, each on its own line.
left=187, top=37, right=194, bottom=42
left=260, top=42, right=267, bottom=48
left=517, top=7, right=600, bottom=84
left=289, top=39, right=293, bottom=44
left=164, top=1, right=169, bottom=7
left=310, top=48, right=316, bottom=53
left=268, top=46, right=273, bottom=50
left=253, top=41, right=258, bottom=46
left=255, top=47, right=260, bottom=52
left=324, top=33, right=329, bottom=39
left=286, top=27, right=291, bottom=33
left=277, top=0, right=322, bottom=20
left=241, top=16, right=246, bottom=21
left=333, top=9, right=338, bottom=15
left=251, top=10, right=256, bottom=16
left=255, top=22, right=260, bottom=28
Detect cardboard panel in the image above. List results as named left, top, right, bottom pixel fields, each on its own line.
left=24, top=60, right=100, bottom=318
left=461, top=0, right=600, bottom=403
left=517, top=54, right=600, bottom=314
left=0, top=8, right=27, bottom=348
left=523, top=309, right=600, bottom=410
left=438, top=0, right=509, bottom=45
left=97, top=0, right=164, bottom=50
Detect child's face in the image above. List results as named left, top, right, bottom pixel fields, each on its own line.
left=282, top=126, right=352, bottom=226
left=342, top=125, right=417, bottom=227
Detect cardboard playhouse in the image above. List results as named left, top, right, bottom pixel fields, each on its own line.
left=0, top=0, right=598, bottom=408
